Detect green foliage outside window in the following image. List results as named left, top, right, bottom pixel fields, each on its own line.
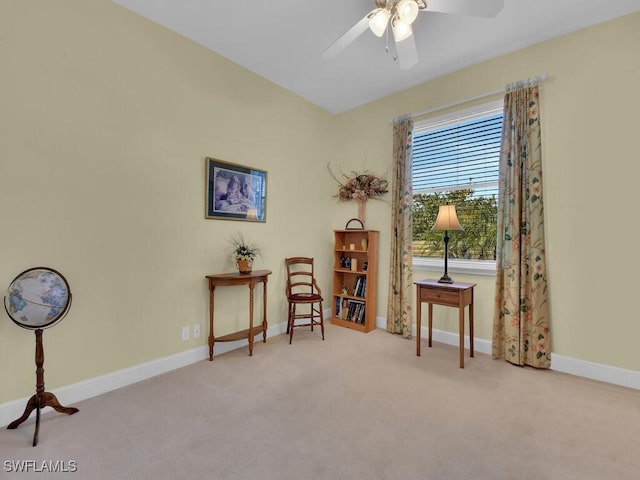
left=413, top=189, right=497, bottom=260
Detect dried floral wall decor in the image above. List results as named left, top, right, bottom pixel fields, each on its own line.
left=328, top=165, right=389, bottom=225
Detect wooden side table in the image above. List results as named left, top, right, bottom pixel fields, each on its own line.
left=206, top=270, right=272, bottom=361
left=415, top=279, right=476, bottom=368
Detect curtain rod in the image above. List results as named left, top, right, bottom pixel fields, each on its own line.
left=389, top=74, right=548, bottom=124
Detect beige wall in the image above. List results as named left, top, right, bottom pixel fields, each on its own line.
left=0, top=0, right=337, bottom=403
left=334, top=12, right=640, bottom=371
left=1, top=1, right=638, bottom=405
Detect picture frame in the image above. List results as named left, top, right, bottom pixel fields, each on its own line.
left=205, top=157, right=267, bottom=222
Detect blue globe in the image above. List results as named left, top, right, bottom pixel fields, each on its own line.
left=4, top=267, right=71, bottom=329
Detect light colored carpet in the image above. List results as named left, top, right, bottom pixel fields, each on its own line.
left=1, top=323, right=639, bottom=479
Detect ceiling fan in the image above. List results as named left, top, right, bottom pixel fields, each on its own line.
left=322, top=0, right=504, bottom=69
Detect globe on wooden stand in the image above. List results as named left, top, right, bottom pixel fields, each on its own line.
left=4, top=267, right=78, bottom=446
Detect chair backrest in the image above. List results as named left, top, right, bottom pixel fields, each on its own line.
left=285, top=257, right=320, bottom=297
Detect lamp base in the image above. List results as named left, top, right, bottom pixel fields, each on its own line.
left=437, top=274, right=454, bottom=284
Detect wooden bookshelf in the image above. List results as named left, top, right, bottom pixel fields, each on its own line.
left=330, top=229, right=379, bottom=333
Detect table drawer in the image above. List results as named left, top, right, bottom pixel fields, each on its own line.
left=421, top=287, right=459, bottom=306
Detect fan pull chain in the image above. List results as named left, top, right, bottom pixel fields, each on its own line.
left=385, top=27, right=398, bottom=62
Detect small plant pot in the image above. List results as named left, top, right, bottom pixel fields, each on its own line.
left=236, top=259, right=253, bottom=274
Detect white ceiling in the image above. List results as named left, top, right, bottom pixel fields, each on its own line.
left=112, top=0, right=639, bottom=114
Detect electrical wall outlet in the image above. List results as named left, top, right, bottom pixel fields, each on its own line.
left=193, top=324, right=201, bottom=339
left=181, top=326, right=190, bottom=341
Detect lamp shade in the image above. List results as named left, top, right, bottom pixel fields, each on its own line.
left=432, top=205, right=464, bottom=231
left=369, top=8, right=391, bottom=37
left=391, top=16, right=412, bottom=42
left=397, top=0, right=419, bottom=24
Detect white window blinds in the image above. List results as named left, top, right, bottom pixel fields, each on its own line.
left=412, top=101, right=503, bottom=197
left=411, top=100, right=502, bottom=261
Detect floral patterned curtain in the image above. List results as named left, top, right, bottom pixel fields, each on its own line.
left=492, top=84, right=550, bottom=368
left=386, top=116, right=413, bottom=337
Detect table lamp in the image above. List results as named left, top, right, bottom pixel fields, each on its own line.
left=431, top=205, right=463, bottom=284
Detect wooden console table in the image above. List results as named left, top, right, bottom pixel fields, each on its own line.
left=206, top=270, right=272, bottom=361
left=415, top=279, right=476, bottom=368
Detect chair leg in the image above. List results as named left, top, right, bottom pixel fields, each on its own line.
left=286, top=302, right=292, bottom=334
left=289, top=304, right=295, bottom=344
left=288, top=301, right=324, bottom=343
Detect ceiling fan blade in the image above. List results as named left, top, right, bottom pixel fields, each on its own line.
left=395, top=35, right=418, bottom=70
left=321, top=14, right=372, bottom=60
left=425, top=0, right=504, bottom=18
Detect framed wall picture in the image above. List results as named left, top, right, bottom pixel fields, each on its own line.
left=205, top=157, right=267, bottom=222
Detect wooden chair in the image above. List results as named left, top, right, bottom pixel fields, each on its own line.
left=285, top=257, right=324, bottom=344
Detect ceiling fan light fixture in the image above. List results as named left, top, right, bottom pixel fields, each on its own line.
left=396, top=0, right=419, bottom=25
left=369, top=8, right=391, bottom=37
left=392, top=16, right=412, bottom=42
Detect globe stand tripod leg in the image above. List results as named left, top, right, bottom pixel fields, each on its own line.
left=6, top=329, right=78, bottom=447
left=7, top=395, right=38, bottom=430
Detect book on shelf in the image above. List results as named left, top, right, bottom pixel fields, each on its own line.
left=352, top=275, right=367, bottom=298
left=335, top=297, right=349, bottom=319
left=346, top=299, right=365, bottom=323
left=334, top=297, right=366, bottom=323
left=342, top=303, right=350, bottom=320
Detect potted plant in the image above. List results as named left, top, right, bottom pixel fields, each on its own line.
left=230, top=234, right=260, bottom=274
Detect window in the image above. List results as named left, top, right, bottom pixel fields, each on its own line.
left=412, top=100, right=503, bottom=275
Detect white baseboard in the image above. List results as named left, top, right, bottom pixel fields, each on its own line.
left=549, top=353, right=640, bottom=390
left=403, top=320, right=640, bottom=390
left=377, top=316, right=493, bottom=353
left=3, top=319, right=638, bottom=427
left=0, top=322, right=287, bottom=428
